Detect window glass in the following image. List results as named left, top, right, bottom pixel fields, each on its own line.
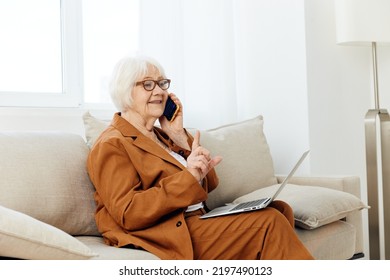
left=0, top=0, right=62, bottom=93
left=82, top=0, right=139, bottom=104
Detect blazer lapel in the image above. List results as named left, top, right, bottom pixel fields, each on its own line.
left=111, top=113, right=186, bottom=169
left=133, top=135, right=185, bottom=168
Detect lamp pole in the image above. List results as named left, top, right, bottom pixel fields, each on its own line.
left=365, top=42, right=390, bottom=259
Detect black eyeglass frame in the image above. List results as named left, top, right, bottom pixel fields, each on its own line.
left=135, top=79, right=171, bottom=91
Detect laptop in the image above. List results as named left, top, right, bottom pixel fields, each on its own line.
left=200, top=150, right=310, bottom=219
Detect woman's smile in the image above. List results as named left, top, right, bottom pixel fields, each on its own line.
left=148, top=99, right=163, bottom=104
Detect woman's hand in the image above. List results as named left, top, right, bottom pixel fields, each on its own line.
left=186, top=131, right=223, bottom=181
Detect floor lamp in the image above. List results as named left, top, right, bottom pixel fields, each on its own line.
left=335, top=0, right=390, bottom=260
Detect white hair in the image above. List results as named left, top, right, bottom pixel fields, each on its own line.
left=109, top=56, right=166, bottom=112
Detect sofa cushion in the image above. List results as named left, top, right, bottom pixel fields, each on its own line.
left=83, top=112, right=278, bottom=209
left=75, top=236, right=160, bottom=260
left=0, top=205, right=97, bottom=260
left=0, top=131, right=100, bottom=236
left=295, top=220, right=356, bottom=260
left=83, top=111, right=110, bottom=148
left=193, top=116, right=278, bottom=209
left=233, top=184, right=368, bottom=229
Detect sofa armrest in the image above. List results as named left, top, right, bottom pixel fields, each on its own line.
left=276, top=175, right=364, bottom=257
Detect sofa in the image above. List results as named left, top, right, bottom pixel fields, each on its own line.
left=0, top=113, right=367, bottom=260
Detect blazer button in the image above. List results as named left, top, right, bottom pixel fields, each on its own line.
left=176, top=221, right=182, bottom=227
left=179, top=150, right=185, bottom=156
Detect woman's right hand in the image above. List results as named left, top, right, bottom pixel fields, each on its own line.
left=186, top=131, right=222, bottom=181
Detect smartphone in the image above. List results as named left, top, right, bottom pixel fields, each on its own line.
left=163, top=96, right=179, bottom=122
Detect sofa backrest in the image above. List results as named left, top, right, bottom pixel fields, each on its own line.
left=0, top=131, right=100, bottom=236
left=0, top=114, right=278, bottom=235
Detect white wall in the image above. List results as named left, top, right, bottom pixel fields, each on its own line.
left=0, top=107, right=114, bottom=139
left=305, top=1, right=369, bottom=180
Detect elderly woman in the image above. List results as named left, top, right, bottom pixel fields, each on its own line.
left=87, top=56, right=314, bottom=260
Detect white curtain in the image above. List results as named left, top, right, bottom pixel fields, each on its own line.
left=137, top=0, right=310, bottom=175
left=138, top=0, right=238, bottom=129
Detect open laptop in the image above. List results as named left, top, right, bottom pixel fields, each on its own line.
left=200, top=150, right=310, bottom=219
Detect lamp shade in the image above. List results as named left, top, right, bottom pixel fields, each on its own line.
left=335, top=0, right=390, bottom=45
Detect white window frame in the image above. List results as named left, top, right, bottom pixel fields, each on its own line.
left=0, top=0, right=83, bottom=108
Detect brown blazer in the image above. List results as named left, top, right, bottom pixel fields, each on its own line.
left=87, top=113, right=219, bottom=259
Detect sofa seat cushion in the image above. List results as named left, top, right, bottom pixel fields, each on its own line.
left=0, top=131, right=99, bottom=236
left=76, top=222, right=355, bottom=260
left=295, top=220, right=356, bottom=260
left=75, top=236, right=160, bottom=260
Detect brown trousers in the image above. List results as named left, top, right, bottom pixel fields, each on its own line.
left=185, top=200, right=314, bottom=260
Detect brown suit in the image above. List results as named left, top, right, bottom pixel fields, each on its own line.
left=87, top=113, right=314, bottom=260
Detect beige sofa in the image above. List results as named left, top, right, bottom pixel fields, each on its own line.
left=0, top=113, right=367, bottom=260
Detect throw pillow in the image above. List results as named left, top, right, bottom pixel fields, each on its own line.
left=0, top=205, right=98, bottom=260
left=193, top=116, right=278, bottom=209
left=83, top=111, right=110, bottom=148
left=233, top=184, right=368, bottom=229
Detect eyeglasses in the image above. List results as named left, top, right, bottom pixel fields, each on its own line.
left=135, top=79, right=171, bottom=91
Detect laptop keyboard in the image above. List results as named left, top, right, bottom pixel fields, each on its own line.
left=230, top=198, right=268, bottom=211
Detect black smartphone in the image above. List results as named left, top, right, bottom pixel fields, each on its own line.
left=163, top=96, right=179, bottom=122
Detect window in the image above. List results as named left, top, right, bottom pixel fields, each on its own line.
left=0, top=0, right=139, bottom=108
left=82, top=0, right=139, bottom=105
left=0, top=0, right=82, bottom=107
left=0, top=1, right=62, bottom=93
